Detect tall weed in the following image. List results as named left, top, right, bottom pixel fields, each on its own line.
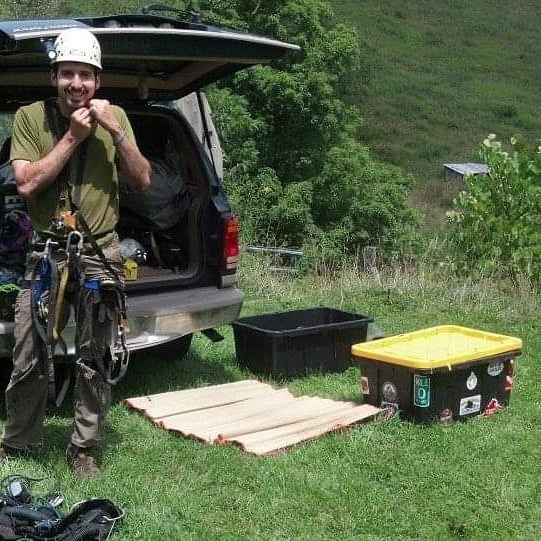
left=240, top=242, right=538, bottom=334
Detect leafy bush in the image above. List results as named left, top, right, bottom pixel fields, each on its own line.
left=0, top=0, right=62, bottom=17
left=449, top=134, right=541, bottom=280
left=313, top=140, right=420, bottom=254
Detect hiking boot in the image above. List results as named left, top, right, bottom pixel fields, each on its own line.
left=0, top=445, right=25, bottom=461
left=66, top=444, right=101, bottom=478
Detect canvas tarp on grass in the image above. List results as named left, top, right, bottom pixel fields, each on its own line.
left=124, top=380, right=382, bottom=456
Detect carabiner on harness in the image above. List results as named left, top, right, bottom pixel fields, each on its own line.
left=29, top=238, right=61, bottom=396
left=102, top=280, right=130, bottom=386
left=109, top=327, right=130, bottom=386
left=66, top=230, right=83, bottom=258
left=32, top=239, right=55, bottom=322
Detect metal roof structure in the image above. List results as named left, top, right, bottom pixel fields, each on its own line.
left=444, top=163, right=489, bottom=176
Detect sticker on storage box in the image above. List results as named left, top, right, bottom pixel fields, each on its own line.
left=414, top=375, right=431, bottom=407
left=459, top=395, right=481, bottom=416
left=360, top=377, right=370, bottom=395
left=487, top=361, right=504, bottom=376
left=381, top=401, right=400, bottom=419
left=440, top=408, right=453, bottom=423
left=482, top=398, right=501, bottom=416
left=381, top=381, right=398, bottom=403
left=466, top=371, right=478, bottom=391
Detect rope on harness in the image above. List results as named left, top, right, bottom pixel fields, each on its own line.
left=53, top=231, right=83, bottom=342
left=73, top=212, right=130, bottom=385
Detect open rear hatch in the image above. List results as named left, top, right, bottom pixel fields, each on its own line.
left=0, top=13, right=300, bottom=103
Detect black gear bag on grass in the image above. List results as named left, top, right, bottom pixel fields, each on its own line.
left=0, top=479, right=123, bottom=540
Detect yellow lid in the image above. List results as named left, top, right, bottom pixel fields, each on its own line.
left=351, top=325, right=522, bottom=370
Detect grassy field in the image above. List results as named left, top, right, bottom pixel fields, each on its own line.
left=0, top=3, right=538, bottom=537
left=1, top=259, right=539, bottom=539
left=330, top=0, right=541, bottom=187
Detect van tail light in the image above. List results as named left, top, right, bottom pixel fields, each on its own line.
left=222, top=215, right=239, bottom=273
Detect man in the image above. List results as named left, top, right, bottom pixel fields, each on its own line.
left=0, top=28, right=151, bottom=477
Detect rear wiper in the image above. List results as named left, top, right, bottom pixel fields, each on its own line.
left=141, top=3, right=202, bottom=24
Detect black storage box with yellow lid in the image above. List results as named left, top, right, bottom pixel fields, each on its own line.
left=232, top=308, right=373, bottom=377
left=351, top=325, right=522, bottom=423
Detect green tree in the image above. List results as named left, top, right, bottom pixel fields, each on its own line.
left=202, top=0, right=420, bottom=259
left=1, top=0, right=67, bottom=17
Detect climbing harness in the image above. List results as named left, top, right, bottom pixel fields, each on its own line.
left=29, top=227, right=130, bottom=393
left=27, top=99, right=131, bottom=398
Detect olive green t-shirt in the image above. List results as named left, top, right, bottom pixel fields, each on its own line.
left=9, top=100, right=136, bottom=238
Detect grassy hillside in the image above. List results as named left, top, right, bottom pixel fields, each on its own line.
left=330, top=0, right=541, bottom=187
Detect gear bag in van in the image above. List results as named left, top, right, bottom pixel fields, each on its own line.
left=119, top=141, right=189, bottom=232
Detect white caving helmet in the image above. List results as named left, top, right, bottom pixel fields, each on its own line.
left=50, top=28, right=102, bottom=70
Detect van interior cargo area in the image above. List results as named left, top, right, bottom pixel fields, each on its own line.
left=0, top=106, right=216, bottom=289
left=118, top=108, right=210, bottom=286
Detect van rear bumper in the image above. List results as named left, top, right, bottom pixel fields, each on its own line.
left=0, top=285, right=243, bottom=357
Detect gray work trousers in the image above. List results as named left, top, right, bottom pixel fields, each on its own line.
left=1, top=237, right=124, bottom=451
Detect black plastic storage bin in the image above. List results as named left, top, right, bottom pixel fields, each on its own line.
left=232, top=308, right=373, bottom=377
left=356, top=353, right=519, bottom=423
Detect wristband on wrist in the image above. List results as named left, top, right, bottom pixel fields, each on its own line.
left=113, top=130, right=127, bottom=146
